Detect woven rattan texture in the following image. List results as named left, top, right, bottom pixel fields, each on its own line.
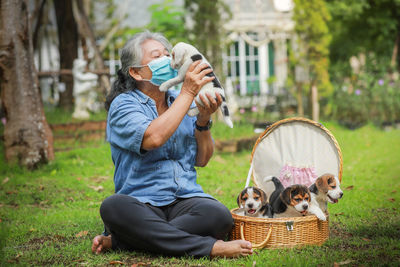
left=230, top=209, right=329, bottom=248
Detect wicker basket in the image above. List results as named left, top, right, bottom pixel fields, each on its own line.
left=229, top=117, right=342, bottom=249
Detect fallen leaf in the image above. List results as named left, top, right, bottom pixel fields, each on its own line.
left=131, top=264, right=138, bottom=267
left=388, top=198, right=396, bottom=202
left=335, top=212, right=344, bottom=216
left=392, top=190, right=397, bottom=193
left=334, top=259, right=354, bottom=266
left=89, top=185, right=104, bottom=192
left=75, top=230, right=88, bottom=237
left=29, top=228, right=36, bottom=232
left=345, top=185, right=354, bottom=190
left=39, top=185, right=45, bottom=191
left=2, top=177, right=10, bottom=184
left=0, top=218, right=2, bottom=223
left=109, top=260, right=124, bottom=265
left=362, top=237, right=371, bottom=242
left=337, top=259, right=354, bottom=265
left=6, top=191, right=16, bottom=195
left=333, top=262, right=339, bottom=267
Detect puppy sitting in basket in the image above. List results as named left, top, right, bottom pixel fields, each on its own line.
left=268, top=177, right=312, bottom=218
left=236, top=187, right=273, bottom=218
left=308, top=173, right=344, bottom=221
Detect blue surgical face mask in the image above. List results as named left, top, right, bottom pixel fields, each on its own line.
left=135, top=56, right=177, bottom=86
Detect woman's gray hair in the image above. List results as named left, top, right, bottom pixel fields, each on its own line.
left=105, top=31, right=172, bottom=111
left=120, top=31, right=172, bottom=76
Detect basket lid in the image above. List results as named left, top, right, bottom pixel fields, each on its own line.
left=251, top=118, right=343, bottom=197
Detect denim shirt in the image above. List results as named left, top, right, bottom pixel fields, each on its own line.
left=106, top=89, right=213, bottom=206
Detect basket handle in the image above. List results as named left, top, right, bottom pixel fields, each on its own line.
left=240, top=222, right=272, bottom=249
left=244, top=162, right=253, bottom=188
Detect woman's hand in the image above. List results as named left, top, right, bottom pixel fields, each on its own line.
left=196, top=93, right=223, bottom=125
left=181, top=60, right=214, bottom=98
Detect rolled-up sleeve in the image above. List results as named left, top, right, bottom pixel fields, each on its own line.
left=107, top=96, right=152, bottom=155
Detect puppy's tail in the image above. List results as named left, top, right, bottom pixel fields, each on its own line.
left=219, top=101, right=233, bottom=128
left=271, top=177, right=285, bottom=191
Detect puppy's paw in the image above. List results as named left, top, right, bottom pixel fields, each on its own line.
left=159, top=83, right=168, bottom=92
left=317, top=213, right=327, bottom=221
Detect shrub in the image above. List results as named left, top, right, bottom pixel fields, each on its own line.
left=331, top=55, right=400, bottom=128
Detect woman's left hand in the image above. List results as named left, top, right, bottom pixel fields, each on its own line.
left=196, top=93, right=222, bottom=125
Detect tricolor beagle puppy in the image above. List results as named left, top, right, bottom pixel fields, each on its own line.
left=237, top=187, right=273, bottom=218
left=308, top=173, right=343, bottom=220
left=269, top=177, right=311, bottom=218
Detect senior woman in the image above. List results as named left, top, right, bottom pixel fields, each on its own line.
left=91, top=31, right=252, bottom=258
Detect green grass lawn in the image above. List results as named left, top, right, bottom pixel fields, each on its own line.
left=1, top=122, right=400, bottom=266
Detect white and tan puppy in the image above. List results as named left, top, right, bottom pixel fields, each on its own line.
left=237, top=187, right=273, bottom=218
left=308, top=174, right=343, bottom=221
left=269, top=177, right=311, bottom=218
left=159, top=42, right=233, bottom=128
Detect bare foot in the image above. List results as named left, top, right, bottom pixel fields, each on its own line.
left=210, top=240, right=253, bottom=258
left=91, top=235, right=112, bottom=254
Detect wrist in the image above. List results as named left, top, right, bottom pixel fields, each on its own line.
left=196, top=116, right=211, bottom=126
left=180, top=88, right=196, bottom=99
left=195, top=119, right=212, bottom=131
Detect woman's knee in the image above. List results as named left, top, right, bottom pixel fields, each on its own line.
left=100, top=194, right=135, bottom=221
left=197, top=200, right=233, bottom=233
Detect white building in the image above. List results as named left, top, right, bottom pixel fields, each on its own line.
left=222, top=0, right=294, bottom=98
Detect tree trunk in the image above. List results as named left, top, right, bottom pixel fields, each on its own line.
left=54, top=0, right=78, bottom=110
left=311, top=82, right=319, bottom=122
left=0, top=0, right=54, bottom=169
left=296, top=82, right=304, bottom=116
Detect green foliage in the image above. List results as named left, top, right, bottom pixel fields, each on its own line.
left=327, top=0, right=400, bottom=71
left=1, top=123, right=400, bottom=265
left=331, top=55, right=400, bottom=128
left=107, top=0, right=188, bottom=54
left=147, top=0, right=187, bottom=45
left=184, top=0, right=231, bottom=76
left=293, top=0, right=333, bottom=97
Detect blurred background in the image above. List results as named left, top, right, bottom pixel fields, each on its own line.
left=1, top=0, right=400, bottom=168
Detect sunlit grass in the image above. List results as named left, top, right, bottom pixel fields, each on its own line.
left=1, top=122, right=400, bottom=266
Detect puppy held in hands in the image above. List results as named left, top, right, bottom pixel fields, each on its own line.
left=159, top=42, right=233, bottom=128
left=237, top=187, right=273, bottom=218
left=308, top=173, right=343, bottom=220
left=269, top=177, right=311, bottom=218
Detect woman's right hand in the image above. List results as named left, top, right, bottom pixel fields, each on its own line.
left=180, top=60, right=215, bottom=98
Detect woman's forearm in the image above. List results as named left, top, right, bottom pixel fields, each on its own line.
left=194, top=127, right=214, bottom=167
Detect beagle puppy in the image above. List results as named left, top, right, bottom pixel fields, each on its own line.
left=237, top=187, right=273, bottom=218
left=308, top=173, right=343, bottom=220
left=269, top=177, right=311, bottom=218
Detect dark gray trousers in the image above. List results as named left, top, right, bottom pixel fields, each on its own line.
left=100, top=194, right=234, bottom=257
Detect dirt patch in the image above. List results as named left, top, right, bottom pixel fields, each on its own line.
left=51, top=121, right=106, bottom=132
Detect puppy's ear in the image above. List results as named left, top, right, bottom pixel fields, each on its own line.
left=316, top=177, right=324, bottom=190
left=261, top=189, right=268, bottom=205
left=254, top=187, right=268, bottom=204
left=281, top=187, right=292, bottom=205
left=237, top=191, right=242, bottom=207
